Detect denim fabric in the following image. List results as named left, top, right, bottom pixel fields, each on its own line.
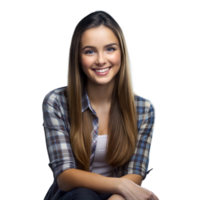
left=58, top=187, right=113, bottom=200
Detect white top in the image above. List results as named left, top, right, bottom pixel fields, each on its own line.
left=91, top=135, right=114, bottom=177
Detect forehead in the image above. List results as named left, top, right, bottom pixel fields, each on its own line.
left=80, top=25, right=119, bottom=47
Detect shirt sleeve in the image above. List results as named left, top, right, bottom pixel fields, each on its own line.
left=42, top=92, right=77, bottom=180
left=124, top=101, right=155, bottom=180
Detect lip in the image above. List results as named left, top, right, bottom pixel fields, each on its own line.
left=92, top=67, right=112, bottom=71
left=92, top=66, right=112, bottom=76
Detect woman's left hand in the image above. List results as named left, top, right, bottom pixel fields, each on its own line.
left=107, top=194, right=125, bottom=200
left=140, top=186, right=159, bottom=199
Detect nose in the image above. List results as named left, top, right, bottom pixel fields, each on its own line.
left=96, top=53, right=105, bottom=65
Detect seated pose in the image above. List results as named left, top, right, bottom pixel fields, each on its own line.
left=42, top=11, right=158, bottom=200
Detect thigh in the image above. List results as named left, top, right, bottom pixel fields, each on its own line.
left=98, top=193, right=113, bottom=200
left=59, top=187, right=101, bottom=200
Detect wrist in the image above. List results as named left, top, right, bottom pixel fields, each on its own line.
left=113, top=178, right=124, bottom=195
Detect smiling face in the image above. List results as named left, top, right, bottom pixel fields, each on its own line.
left=79, top=25, right=121, bottom=87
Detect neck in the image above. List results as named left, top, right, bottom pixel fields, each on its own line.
left=86, top=78, right=115, bottom=108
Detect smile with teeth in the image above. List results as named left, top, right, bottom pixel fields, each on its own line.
left=93, top=67, right=111, bottom=73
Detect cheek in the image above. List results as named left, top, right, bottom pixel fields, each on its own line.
left=81, top=64, right=89, bottom=75
left=110, top=52, right=121, bottom=66
left=81, top=56, right=94, bottom=69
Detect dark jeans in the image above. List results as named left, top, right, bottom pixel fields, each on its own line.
left=58, top=187, right=113, bottom=200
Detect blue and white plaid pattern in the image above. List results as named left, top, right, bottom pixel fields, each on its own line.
left=42, top=86, right=155, bottom=200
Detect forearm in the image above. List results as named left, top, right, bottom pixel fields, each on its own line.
left=57, top=168, right=120, bottom=194
left=120, top=174, right=142, bottom=186
left=108, top=194, right=125, bottom=200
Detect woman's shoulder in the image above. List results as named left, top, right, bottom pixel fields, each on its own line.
left=133, top=93, right=155, bottom=115
left=133, top=93, right=155, bottom=133
left=42, top=85, right=68, bottom=105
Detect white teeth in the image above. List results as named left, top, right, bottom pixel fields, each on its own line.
left=94, top=67, right=110, bottom=73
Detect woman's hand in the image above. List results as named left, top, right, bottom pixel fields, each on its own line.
left=117, top=178, right=159, bottom=200
left=107, top=194, right=126, bottom=200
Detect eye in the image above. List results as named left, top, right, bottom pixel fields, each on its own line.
left=85, top=48, right=115, bottom=54
left=85, top=50, right=93, bottom=54
left=108, top=48, right=115, bottom=50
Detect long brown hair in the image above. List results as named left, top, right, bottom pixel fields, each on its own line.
left=67, top=11, right=138, bottom=171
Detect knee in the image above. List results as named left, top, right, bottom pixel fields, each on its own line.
left=60, top=187, right=99, bottom=200
left=75, top=187, right=98, bottom=199
left=73, top=187, right=95, bottom=194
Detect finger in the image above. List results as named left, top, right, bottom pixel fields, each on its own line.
left=154, top=193, right=159, bottom=200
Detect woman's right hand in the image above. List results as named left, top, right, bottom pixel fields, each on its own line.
left=117, top=178, right=159, bottom=200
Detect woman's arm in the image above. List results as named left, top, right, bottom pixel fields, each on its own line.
left=108, top=194, right=125, bottom=200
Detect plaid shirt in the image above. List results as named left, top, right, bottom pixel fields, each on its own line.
left=42, top=86, right=155, bottom=200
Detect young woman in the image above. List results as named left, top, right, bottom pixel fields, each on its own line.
left=42, top=11, right=158, bottom=200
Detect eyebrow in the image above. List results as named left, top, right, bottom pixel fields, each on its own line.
left=81, top=43, right=118, bottom=51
